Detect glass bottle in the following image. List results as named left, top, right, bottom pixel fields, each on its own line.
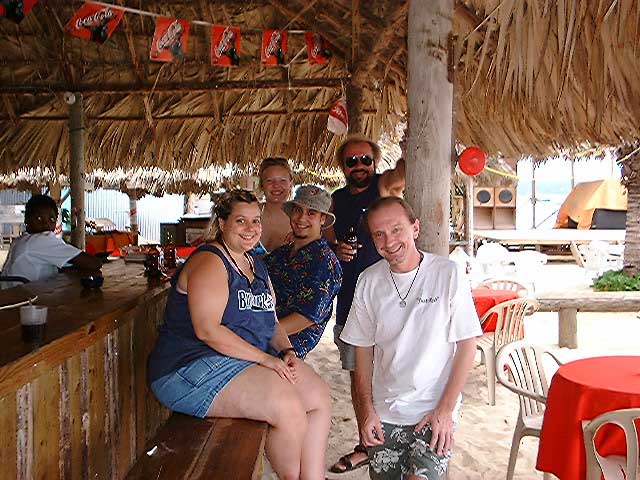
left=345, top=226, right=358, bottom=259
left=163, top=232, right=177, bottom=269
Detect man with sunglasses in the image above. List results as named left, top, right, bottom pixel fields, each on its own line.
left=325, top=134, right=405, bottom=474
left=1, top=194, right=102, bottom=288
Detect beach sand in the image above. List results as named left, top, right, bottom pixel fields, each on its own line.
left=262, top=263, right=640, bottom=479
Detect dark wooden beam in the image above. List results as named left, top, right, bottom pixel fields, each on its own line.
left=0, top=77, right=349, bottom=96
left=0, top=109, right=377, bottom=122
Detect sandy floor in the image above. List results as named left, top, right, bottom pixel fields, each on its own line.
left=262, top=262, right=640, bottom=479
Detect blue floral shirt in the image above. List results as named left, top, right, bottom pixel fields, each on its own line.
left=265, top=238, right=342, bottom=358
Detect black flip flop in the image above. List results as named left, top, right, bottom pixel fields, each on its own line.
left=329, top=444, right=369, bottom=474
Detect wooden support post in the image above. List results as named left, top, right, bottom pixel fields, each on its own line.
left=464, top=176, right=474, bottom=255
left=558, top=308, right=578, bottom=349
left=69, top=93, right=85, bottom=249
left=48, top=181, right=63, bottom=238
left=406, top=0, right=453, bottom=256
left=346, top=82, right=364, bottom=134
left=128, top=190, right=138, bottom=235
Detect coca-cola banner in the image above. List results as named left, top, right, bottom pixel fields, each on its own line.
left=65, top=2, right=124, bottom=44
left=327, top=97, right=348, bottom=135
left=0, top=0, right=38, bottom=23
left=305, top=32, right=332, bottom=65
left=261, top=29, right=287, bottom=66
left=211, top=25, right=241, bottom=66
left=150, top=17, right=190, bottom=62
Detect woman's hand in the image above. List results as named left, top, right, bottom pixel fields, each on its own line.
left=281, top=350, right=299, bottom=379
left=259, top=353, right=297, bottom=384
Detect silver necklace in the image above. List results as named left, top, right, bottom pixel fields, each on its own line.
left=389, top=252, right=423, bottom=308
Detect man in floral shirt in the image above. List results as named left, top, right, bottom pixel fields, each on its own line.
left=265, top=185, right=342, bottom=359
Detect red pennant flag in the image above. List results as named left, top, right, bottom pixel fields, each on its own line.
left=211, top=25, right=241, bottom=66
left=150, top=17, right=190, bottom=62
left=328, top=97, right=348, bottom=135
left=305, top=32, right=332, bottom=65
left=65, top=2, right=124, bottom=44
left=261, top=29, right=287, bottom=66
left=0, top=0, right=38, bottom=23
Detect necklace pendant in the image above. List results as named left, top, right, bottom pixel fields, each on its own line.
left=399, top=300, right=406, bottom=308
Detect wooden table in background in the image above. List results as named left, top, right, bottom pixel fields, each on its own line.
left=0, top=260, right=171, bottom=479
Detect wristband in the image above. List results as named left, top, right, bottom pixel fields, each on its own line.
left=278, top=347, right=296, bottom=359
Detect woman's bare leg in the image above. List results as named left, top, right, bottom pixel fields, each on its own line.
left=290, top=361, right=332, bottom=480
left=207, top=365, right=307, bottom=480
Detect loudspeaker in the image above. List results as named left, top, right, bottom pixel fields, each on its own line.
left=495, top=187, right=516, bottom=207
left=474, top=187, right=494, bottom=207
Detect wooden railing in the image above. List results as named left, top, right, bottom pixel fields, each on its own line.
left=0, top=261, right=171, bottom=479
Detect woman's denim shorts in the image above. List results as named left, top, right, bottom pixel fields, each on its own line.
left=150, top=355, right=254, bottom=418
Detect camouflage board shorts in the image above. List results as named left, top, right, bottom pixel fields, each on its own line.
left=366, top=423, right=452, bottom=480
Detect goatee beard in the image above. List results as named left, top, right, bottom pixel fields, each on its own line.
left=347, top=173, right=372, bottom=189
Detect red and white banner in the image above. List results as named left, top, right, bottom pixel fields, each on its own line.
left=261, top=29, right=287, bottom=66
left=327, top=97, right=348, bottom=135
left=211, top=25, right=240, bottom=66
left=0, top=0, right=37, bottom=23
left=305, top=32, right=331, bottom=65
left=65, top=2, right=124, bottom=44
left=150, top=17, right=190, bottom=62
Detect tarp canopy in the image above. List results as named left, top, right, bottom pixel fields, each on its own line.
left=554, top=179, right=627, bottom=230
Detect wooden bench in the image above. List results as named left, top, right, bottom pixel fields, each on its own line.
left=125, top=414, right=268, bottom=479
left=536, top=289, right=640, bottom=348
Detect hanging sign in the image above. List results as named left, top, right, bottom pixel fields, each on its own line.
left=0, top=0, right=37, bottom=23
left=211, top=25, right=241, bottom=66
left=327, top=97, right=348, bottom=135
left=150, top=17, right=190, bottom=62
left=458, top=146, right=487, bottom=176
left=305, top=32, right=332, bottom=65
left=261, top=29, right=287, bottom=66
left=65, top=2, right=124, bottom=44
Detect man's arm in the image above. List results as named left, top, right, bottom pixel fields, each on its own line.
left=415, top=336, right=477, bottom=455
left=353, top=345, right=385, bottom=446
left=378, top=158, right=405, bottom=197
left=278, top=311, right=313, bottom=335
left=69, top=252, right=103, bottom=271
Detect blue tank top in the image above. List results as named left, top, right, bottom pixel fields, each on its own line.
left=148, top=244, right=276, bottom=382
left=332, top=174, right=383, bottom=325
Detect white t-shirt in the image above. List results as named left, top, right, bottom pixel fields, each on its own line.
left=1, top=232, right=82, bottom=288
left=340, top=251, right=482, bottom=425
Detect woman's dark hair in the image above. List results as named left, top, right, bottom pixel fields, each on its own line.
left=25, top=194, right=58, bottom=219
left=204, top=189, right=259, bottom=243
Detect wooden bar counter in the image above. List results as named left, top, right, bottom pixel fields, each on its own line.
left=0, top=260, right=171, bottom=479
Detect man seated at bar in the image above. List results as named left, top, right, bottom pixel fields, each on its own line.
left=258, top=157, right=293, bottom=253
left=1, top=194, right=102, bottom=288
left=265, top=185, right=342, bottom=359
left=148, top=190, right=331, bottom=480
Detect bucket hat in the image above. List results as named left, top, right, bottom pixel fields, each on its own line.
left=283, top=185, right=335, bottom=229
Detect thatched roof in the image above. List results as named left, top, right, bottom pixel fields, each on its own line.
left=1, top=1, right=639, bottom=192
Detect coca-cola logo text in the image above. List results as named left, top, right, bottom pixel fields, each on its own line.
left=75, top=8, right=113, bottom=30
left=265, top=30, right=281, bottom=58
left=157, top=20, right=183, bottom=51
left=311, top=35, right=322, bottom=58
left=214, top=27, right=234, bottom=58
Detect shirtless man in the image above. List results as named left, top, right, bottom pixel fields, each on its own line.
left=258, top=157, right=293, bottom=253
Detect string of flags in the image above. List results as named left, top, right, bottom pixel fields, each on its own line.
left=1, top=1, right=333, bottom=66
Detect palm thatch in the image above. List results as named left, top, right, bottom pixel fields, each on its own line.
left=0, top=1, right=639, bottom=193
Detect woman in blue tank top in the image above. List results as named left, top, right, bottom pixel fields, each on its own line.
left=148, top=190, right=331, bottom=480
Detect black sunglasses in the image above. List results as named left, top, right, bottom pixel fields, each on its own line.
left=345, top=154, right=374, bottom=168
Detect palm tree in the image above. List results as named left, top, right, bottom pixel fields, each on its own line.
left=618, top=143, right=640, bottom=276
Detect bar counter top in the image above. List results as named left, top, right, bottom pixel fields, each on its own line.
left=0, top=260, right=170, bottom=394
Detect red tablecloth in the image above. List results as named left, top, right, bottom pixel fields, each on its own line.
left=471, top=288, right=520, bottom=332
left=536, top=356, right=640, bottom=480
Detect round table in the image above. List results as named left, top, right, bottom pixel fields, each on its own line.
left=536, top=356, right=640, bottom=480
left=471, top=288, right=519, bottom=332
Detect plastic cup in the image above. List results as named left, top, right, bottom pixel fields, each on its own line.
left=19, top=305, right=47, bottom=343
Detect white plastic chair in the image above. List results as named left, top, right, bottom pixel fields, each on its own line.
left=512, top=250, right=547, bottom=292
left=582, top=408, right=640, bottom=480
left=496, top=341, right=563, bottom=480
left=477, top=297, right=540, bottom=406
left=477, top=278, right=529, bottom=297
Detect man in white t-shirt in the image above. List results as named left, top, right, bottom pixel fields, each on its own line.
left=340, top=196, right=481, bottom=479
left=1, top=195, right=102, bottom=288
